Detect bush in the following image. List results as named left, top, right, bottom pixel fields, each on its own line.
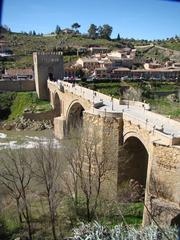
left=72, top=221, right=178, bottom=240
left=0, top=217, right=10, bottom=239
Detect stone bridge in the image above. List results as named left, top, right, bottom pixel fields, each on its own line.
left=48, top=80, right=180, bottom=226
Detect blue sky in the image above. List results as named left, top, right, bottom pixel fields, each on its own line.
left=1, top=0, right=180, bottom=40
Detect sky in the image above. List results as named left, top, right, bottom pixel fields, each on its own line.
left=1, top=0, right=180, bottom=40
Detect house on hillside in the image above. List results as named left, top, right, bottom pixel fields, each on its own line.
left=0, top=39, right=13, bottom=56
left=75, top=58, right=100, bottom=71
left=89, top=47, right=109, bottom=55
left=111, top=67, right=131, bottom=79
left=94, top=68, right=111, bottom=79
left=173, top=62, right=180, bottom=68
left=131, top=68, right=180, bottom=80
left=62, top=28, right=75, bottom=34
left=3, top=68, right=34, bottom=80
left=144, top=62, right=162, bottom=70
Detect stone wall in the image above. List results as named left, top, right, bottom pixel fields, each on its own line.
left=0, top=79, right=35, bottom=92
left=83, top=112, right=123, bottom=199
left=23, top=110, right=55, bottom=121
left=148, top=144, right=180, bottom=225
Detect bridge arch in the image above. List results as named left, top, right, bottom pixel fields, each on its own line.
left=66, top=100, right=85, bottom=133
left=123, top=131, right=149, bottom=152
left=54, top=92, right=61, bottom=117
left=118, top=131, right=149, bottom=203
left=122, top=136, right=149, bottom=187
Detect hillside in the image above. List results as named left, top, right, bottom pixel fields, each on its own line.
left=1, top=32, right=180, bottom=70
left=135, top=44, right=180, bottom=63
left=2, top=32, right=125, bottom=69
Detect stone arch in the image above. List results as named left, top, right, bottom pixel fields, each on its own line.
left=122, top=136, right=149, bottom=186
left=123, top=131, right=149, bottom=152
left=66, top=101, right=85, bottom=132
left=54, top=93, right=61, bottom=117
left=118, top=133, right=149, bottom=202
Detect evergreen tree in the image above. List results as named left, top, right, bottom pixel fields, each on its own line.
left=117, top=33, right=120, bottom=41
left=88, top=24, right=98, bottom=39
left=55, top=25, right=61, bottom=35
left=71, top=22, right=81, bottom=32
left=98, top=24, right=113, bottom=40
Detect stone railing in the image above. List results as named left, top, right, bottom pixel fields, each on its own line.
left=56, top=80, right=150, bottom=110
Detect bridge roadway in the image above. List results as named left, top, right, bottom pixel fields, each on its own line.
left=55, top=80, right=180, bottom=141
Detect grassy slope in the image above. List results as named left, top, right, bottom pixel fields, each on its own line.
left=3, top=33, right=120, bottom=69
left=7, top=92, right=51, bottom=121
left=160, top=41, right=180, bottom=51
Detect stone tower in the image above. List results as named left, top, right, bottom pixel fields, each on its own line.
left=33, top=52, right=64, bottom=100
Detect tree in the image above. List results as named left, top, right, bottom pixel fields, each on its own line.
left=123, top=87, right=142, bottom=101
left=75, top=67, right=85, bottom=78
left=33, top=140, right=63, bottom=240
left=0, top=149, right=33, bottom=240
left=63, top=126, right=115, bottom=221
left=88, top=24, right=98, bottom=39
left=98, top=24, right=113, bottom=40
left=55, top=25, right=61, bottom=35
left=71, top=22, right=81, bottom=32
left=117, top=33, right=121, bottom=41
left=32, top=30, right=36, bottom=36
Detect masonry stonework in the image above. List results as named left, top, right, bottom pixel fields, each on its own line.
left=47, top=80, right=180, bottom=226
left=33, top=52, right=64, bottom=100
left=0, top=79, right=35, bottom=92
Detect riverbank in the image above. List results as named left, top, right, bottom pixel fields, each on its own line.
left=1, top=116, right=53, bottom=131
left=0, top=91, right=52, bottom=121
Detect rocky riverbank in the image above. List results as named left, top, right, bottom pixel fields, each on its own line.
left=2, top=117, right=53, bottom=131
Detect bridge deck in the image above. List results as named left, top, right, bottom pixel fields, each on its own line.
left=51, top=80, right=180, bottom=141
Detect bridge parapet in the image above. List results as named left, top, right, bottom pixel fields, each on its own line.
left=54, top=80, right=150, bottom=111
left=123, top=112, right=180, bottom=146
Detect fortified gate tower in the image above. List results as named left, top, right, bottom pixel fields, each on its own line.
left=33, top=52, right=64, bottom=100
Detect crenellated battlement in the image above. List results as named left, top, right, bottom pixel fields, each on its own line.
left=34, top=51, right=63, bottom=56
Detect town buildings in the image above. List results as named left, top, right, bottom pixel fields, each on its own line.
left=73, top=47, right=180, bottom=81
left=2, top=68, right=34, bottom=80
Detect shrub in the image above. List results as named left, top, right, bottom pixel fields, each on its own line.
left=72, top=221, right=178, bottom=240
left=0, top=217, right=9, bottom=240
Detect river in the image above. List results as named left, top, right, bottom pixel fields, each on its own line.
left=0, top=129, right=61, bottom=150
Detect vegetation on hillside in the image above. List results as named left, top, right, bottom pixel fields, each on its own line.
left=1, top=29, right=180, bottom=71
left=0, top=92, right=51, bottom=121
left=2, top=32, right=124, bottom=69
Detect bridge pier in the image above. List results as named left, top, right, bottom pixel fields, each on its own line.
left=54, top=116, right=66, bottom=139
